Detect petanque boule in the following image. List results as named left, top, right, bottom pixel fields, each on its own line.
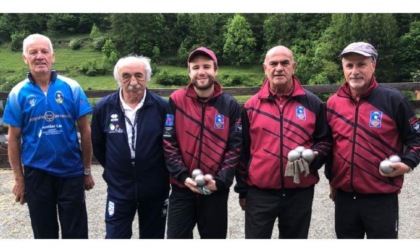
left=379, top=159, right=393, bottom=174
left=288, top=149, right=301, bottom=161
left=389, top=155, right=401, bottom=163
left=194, top=174, right=206, bottom=187
left=295, top=146, right=305, bottom=154
left=302, top=148, right=315, bottom=162
left=192, top=169, right=203, bottom=179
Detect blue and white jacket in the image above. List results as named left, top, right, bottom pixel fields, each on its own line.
left=3, top=71, right=92, bottom=177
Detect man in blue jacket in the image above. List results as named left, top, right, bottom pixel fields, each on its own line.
left=3, top=33, right=94, bottom=239
left=91, top=55, right=170, bottom=238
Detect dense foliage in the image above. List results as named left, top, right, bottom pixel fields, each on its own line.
left=0, top=13, right=419, bottom=86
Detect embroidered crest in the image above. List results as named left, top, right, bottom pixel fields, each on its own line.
left=27, top=95, right=37, bottom=107
left=369, top=111, right=382, bottom=128
left=296, top=106, right=306, bottom=120
left=214, top=114, right=224, bottom=129
left=165, top=114, right=174, bottom=127
left=55, top=91, right=64, bottom=104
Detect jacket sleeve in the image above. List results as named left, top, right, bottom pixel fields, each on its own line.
left=310, top=101, right=332, bottom=171
left=397, top=97, right=420, bottom=170
left=91, top=104, right=106, bottom=168
left=214, top=98, right=243, bottom=190
left=234, top=107, right=250, bottom=199
left=163, top=98, right=189, bottom=183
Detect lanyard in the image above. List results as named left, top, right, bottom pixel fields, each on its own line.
left=124, top=112, right=139, bottom=152
left=120, top=100, right=140, bottom=153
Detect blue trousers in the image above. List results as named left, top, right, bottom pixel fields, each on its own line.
left=105, top=195, right=168, bottom=239
left=24, top=167, right=88, bottom=239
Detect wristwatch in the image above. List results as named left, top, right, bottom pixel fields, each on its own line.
left=84, top=168, right=91, bottom=176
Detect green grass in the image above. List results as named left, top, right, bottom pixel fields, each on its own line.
left=0, top=43, right=264, bottom=92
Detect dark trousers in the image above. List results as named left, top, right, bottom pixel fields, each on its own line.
left=245, top=186, right=314, bottom=239
left=166, top=186, right=229, bottom=239
left=24, top=167, right=88, bottom=239
left=335, top=189, right=399, bottom=239
left=105, top=195, right=168, bottom=239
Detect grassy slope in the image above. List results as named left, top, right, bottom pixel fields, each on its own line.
left=0, top=43, right=263, bottom=89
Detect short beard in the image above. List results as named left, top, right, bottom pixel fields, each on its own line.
left=192, top=76, right=215, bottom=91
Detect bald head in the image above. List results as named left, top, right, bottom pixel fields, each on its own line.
left=264, top=46, right=294, bottom=64
left=263, top=45, right=297, bottom=95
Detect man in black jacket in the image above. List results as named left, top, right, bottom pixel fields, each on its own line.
left=91, top=55, right=170, bottom=238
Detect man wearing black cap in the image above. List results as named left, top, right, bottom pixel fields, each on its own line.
left=325, top=42, right=420, bottom=238
left=163, top=47, right=242, bottom=238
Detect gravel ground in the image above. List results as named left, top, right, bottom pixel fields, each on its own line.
left=1, top=164, right=419, bottom=239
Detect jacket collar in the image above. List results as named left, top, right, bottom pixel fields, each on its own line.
left=27, top=70, right=57, bottom=85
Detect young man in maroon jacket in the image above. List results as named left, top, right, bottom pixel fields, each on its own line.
left=326, top=42, right=420, bottom=239
left=163, top=47, right=242, bottom=238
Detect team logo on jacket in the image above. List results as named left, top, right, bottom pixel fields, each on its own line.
left=409, top=116, right=420, bottom=133
left=55, top=91, right=64, bottom=104
left=165, top=114, right=174, bottom=127
left=214, top=114, right=224, bottom=129
left=110, top=114, right=119, bottom=122
left=109, top=123, right=123, bottom=133
left=235, top=118, right=242, bottom=132
left=27, top=95, right=37, bottom=107
left=369, top=111, right=382, bottom=128
left=164, top=114, right=174, bottom=138
left=295, top=106, right=306, bottom=120
left=108, top=200, right=115, bottom=217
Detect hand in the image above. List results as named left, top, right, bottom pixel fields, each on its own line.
left=329, top=185, right=336, bottom=202
left=184, top=177, right=202, bottom=194
left=84, top=174, right=95, bottom=191
left=12, top=179, right=26, bottom=205
left=239, top=198, right=246, bottom=211
left=379, top=162, right=412, bottom=177
left=203, top=175, right=217, bottom=193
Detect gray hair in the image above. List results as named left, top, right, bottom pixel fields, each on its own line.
left=113, top=55, right=153, bottom=87
left=22, top=34, right=54, bottom=56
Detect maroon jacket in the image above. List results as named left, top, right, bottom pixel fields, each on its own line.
left=326, top=77, right=420, bottom=194
left=163, top=82, right=242, bottom=190
left=234, top=77, right=331, bottom=198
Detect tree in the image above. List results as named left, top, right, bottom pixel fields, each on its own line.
left=110, top=14, right=166, bottom=59
left=397, top=21, right=420, bottom=81
left=223, top=14, right=256, bottom=65
left=176, top=13, right=228, bottom=65
left=263, top=14, right=291, bottom=51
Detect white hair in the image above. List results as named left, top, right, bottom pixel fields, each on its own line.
left=113, top=55, right=152, bottom=87
left=22, top=34, right=54, bottom=56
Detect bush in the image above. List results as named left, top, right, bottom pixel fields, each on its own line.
left=217, top=73, right=262, bottom=87
left=92, top=36, right=106, bottom=51
left=78, top=59, right=110, bottom=76
left=154, top=69, right=189, bottom=86
left=10, top=30, right=29, bottom=52
left=69, top=38, right=82, bottom=50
